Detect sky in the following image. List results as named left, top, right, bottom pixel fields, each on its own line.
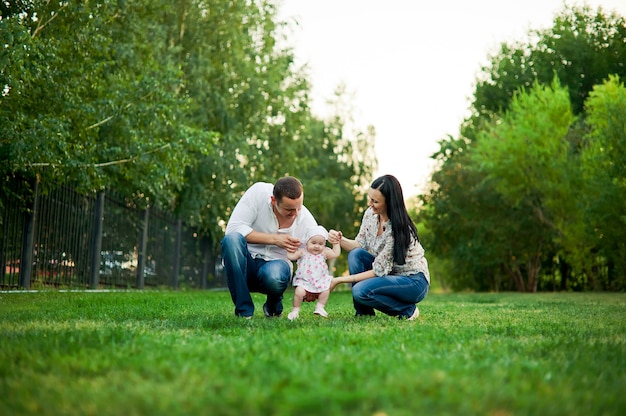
left=277, top=0, right=626, bottom=197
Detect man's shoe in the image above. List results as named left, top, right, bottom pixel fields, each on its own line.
left=263, top=303, right=281, bottom=318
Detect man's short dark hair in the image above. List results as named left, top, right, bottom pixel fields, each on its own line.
left=273, top=176, right=303, bottom=200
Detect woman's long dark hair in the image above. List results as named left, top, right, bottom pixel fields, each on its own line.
left=371, top=175, right=419, bottom=265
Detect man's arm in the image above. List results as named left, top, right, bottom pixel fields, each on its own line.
left=225, top=183, right=263, bottom=237
left=248, top=230, right=301, bottom=253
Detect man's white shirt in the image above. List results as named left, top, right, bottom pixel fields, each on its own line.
left=225, top=182, right=317, bottom=263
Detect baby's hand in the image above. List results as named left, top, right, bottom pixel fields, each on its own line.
left=328, top=229, right=342, bottom=245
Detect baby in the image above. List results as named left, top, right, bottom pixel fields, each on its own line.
left=287, top=225, right=341, bottom=320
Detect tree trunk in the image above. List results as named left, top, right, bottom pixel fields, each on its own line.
left=559, top=259, right=569, bottom=291
left=526, top=252, right=542, bottom=293
left=506, top=260, right=526, bottom=292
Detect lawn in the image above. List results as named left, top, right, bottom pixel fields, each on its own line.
left=0, top=289, right=624, bottom=415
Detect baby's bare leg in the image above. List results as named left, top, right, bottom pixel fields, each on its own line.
left=288, top=286, right=307, bottom=320
left=317, top=289, right=330, bottom=307
left=314, top=289, right=330, bottom=317
left=293, top=286, right=306, bottom=308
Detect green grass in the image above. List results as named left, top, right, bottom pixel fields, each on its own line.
left=1, top=290, right=625, bottom=416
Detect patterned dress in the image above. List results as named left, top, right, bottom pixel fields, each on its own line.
left=355, top=207, right=430, bottom=283
left=292, top=252, right=332, bottom=293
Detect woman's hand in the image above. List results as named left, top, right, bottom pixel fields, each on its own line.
left=329, top=276, right=349, bottom=292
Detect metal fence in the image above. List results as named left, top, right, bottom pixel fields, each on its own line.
left=1, top=178, right=225, bottom=290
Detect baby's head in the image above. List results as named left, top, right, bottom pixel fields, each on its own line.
left=304, top=225, right=328, bottom=254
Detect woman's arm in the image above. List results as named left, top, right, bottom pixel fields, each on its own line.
left=329, top=269, right=376, bottom=291
left=339, top=235, right=361, bottom=252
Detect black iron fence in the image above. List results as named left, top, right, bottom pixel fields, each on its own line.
left=1, top=178, right=225, bottom=290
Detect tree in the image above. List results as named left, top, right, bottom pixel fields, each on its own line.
left=421, top=133, right=551, bottom=292
left=423, top=4, right=626, bottom=291
left=0, top=0, right=202, bottom=204
left=167, top=1, right=375, bottom=254
left=1, top=0, right=377, bottom=281
left=471, top=4, right=626, bottom=119
left=470, top=79, right=577, bottom=292
left=581, top=75, right=626, bottom=289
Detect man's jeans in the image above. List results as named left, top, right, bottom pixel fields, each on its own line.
left=221, top=233, right=291, bottom=317
left=348, top=248, right=429, bottom=318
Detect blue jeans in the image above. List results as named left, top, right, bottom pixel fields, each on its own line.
left=221, top=233, right=291, bottom=317
left=348, top=248, right=429, bottom=318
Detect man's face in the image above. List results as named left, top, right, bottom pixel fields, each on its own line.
left=273, top=195, right=303, bottom=219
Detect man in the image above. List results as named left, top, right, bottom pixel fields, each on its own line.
left=221, top=176, right=317, bottom=318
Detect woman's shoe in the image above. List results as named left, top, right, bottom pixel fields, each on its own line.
left=407, top=306, right=420, bottom=320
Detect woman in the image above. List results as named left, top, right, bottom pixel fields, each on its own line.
left=329, top=175, right=429, bottom=319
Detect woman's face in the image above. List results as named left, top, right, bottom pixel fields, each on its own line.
left=368, top=188, right=387, bottom=217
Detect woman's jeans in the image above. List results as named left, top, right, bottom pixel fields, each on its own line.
left=221, top=233, right=291, bottom=317
left=348, top=248, right=429, bottom=318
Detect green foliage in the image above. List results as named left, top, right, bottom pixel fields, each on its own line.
left=423, top=5, right=626, bottom=291
left=472, top=4, right=626, bottom=118
left=1, top=1, right=375, bottom=263
left=471, top=79, right=579, bottom=292
left=422, top=135, right=551, bottom=292
left=0, top=1, right=197, bottom=201
left=474, top=79, right=574, bottom=206
left=581, top=75, right=626, bottom=289
left=1, top=291, right=625, bottom=415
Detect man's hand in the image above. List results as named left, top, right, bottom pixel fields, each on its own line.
left=276, top=234, right=301, bottom=253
